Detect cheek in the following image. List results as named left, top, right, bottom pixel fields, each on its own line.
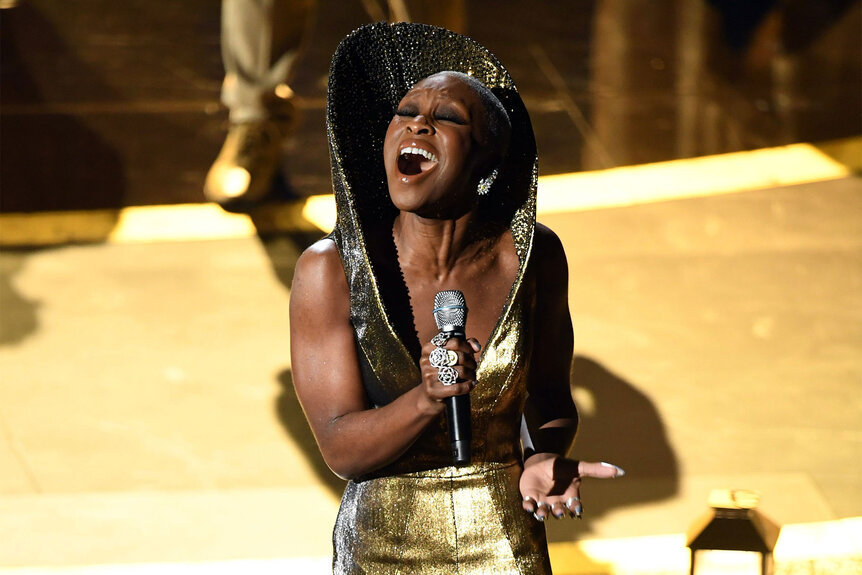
left=445, top=134, right=478, bottom=177
left=439, top=130, right=469, bottom=160
left=383, top=122, right=399, bottom=172
left=383, top=121, right=398, bottom=151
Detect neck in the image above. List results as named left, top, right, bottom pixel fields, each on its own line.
left=393, top=211, right=488, bottom=281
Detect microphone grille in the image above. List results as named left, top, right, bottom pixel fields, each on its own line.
left=433, top=290, right=467, bottom=330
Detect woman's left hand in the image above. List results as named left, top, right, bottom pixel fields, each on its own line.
left=519, top=454, right=624, bottom=520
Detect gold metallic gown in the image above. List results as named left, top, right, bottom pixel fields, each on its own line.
left=329, top=259, right=549, bottom=573
left=326, top=23, right=548, bottom=574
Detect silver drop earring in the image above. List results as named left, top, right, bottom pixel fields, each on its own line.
left=477, top=168, right=498, bottom=196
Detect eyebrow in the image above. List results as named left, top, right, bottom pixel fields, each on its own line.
left=408, top=87, right=454, bottom=98
left=405, top=90, right=473, bottom=110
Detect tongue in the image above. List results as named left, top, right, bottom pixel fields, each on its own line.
left=399, top=153, right=436, bottom=176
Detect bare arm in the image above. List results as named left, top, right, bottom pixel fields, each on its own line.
left=289, top=239, right=474, bottom=479
left=518, top=224, right=625, bottom=520
left=522, top=222, right=578, bottom=461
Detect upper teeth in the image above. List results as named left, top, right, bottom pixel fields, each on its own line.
left=401, top=147, right=437, bottom=162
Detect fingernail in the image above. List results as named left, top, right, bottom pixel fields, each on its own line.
left=533, top=512, right=545, bottom=522
left=574, top=504, right=583, bottom=517
left=601, top=462, right=626, bottom=478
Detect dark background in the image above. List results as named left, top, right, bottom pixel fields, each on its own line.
left=2, top=0, right=860, bottom=213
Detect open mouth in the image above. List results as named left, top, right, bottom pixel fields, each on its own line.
left=397, top=146, right=438, bottom=176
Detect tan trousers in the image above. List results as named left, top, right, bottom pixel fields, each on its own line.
left=220, top=0, right=465, bottom=124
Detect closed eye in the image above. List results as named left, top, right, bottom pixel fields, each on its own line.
left=395, top=105, right=467, bottom=125
left=435, top=106, right=467, bottom=125
left=435, top=113, right=467, bottom=125
left=395, top=106, right=419, bottom=118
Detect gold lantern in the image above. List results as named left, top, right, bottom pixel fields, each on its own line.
left=687, top=489, right=781, bottom=575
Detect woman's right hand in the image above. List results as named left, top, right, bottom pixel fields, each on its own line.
left=417, top=336, right=481, bottom=414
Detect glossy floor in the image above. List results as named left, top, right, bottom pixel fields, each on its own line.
left=2, top=165, right=861, bottom=572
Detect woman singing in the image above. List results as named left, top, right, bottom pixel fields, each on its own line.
left=289, top=22, right=624, bottom=573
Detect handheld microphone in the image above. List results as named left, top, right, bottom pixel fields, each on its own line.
left=433, top=290, right=471, bottom=466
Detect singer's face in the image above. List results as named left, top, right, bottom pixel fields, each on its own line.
left=384, top=72, right=491, bottom=218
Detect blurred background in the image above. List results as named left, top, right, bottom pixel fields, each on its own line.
left=1, top=0, right=860, bottom=573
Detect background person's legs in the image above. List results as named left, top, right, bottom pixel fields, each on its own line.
left=205, top=0, right=314, bottom=211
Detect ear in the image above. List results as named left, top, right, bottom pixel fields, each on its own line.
left=474, top=121, right=509, bottom=179
left=475, top=145, right=502, bottom=180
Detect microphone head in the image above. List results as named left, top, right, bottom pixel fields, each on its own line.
left=433, top=290, right=467, bottom=332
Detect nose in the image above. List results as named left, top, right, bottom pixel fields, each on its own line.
left=406, top=114, right=434, bottom=135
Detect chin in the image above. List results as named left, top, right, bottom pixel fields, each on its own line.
left=387, top=175, right=430, bottom=209
left=389, top=193, right=432, bottom=217
left=388, top=175, right=476, bottom=219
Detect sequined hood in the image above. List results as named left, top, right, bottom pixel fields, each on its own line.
left=326, top=22, right=538, bottom=387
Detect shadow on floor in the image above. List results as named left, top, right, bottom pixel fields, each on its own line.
left=275, top=367, right=348, bottom=496
left=0, top=251, right=41, bottom=346
left=548, top=356, right=680, bottom=541
left=257, top=230, right=348, bottom=496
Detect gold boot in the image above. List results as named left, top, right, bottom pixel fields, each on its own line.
left=204, top=120, right=288, bottom=212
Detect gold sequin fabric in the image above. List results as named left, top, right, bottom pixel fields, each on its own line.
left=326, top=23, right=546, bottom=574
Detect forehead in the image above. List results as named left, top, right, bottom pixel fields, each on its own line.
left=403, top=73, right=483, bottom=106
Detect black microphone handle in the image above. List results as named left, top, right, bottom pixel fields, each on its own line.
left=445, top=393, right=471, bottom=465
left=442, top=328, right=471, bottom=466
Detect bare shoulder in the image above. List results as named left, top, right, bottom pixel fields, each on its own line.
left=295, top=237, right=341, bottom=274
left=532, top=222, right=568, bottom=272
left=290, top=237, right=349, bottom=314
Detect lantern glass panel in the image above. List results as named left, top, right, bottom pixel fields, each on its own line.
left=693, top=550, right=762, bottom=574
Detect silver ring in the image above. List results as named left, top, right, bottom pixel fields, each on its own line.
left=533, top=501, right=551, bottom=521
left=551, top=501, right=566, bottom=518
left=445, top=349, right=457, bottom=366
left=429, top=347, right=448, bottom=368
left=429, top=347, right=457, bottom=368
left=437, top=366, right=458, bottom=385
left=431, top=332, right=450, bottom=347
